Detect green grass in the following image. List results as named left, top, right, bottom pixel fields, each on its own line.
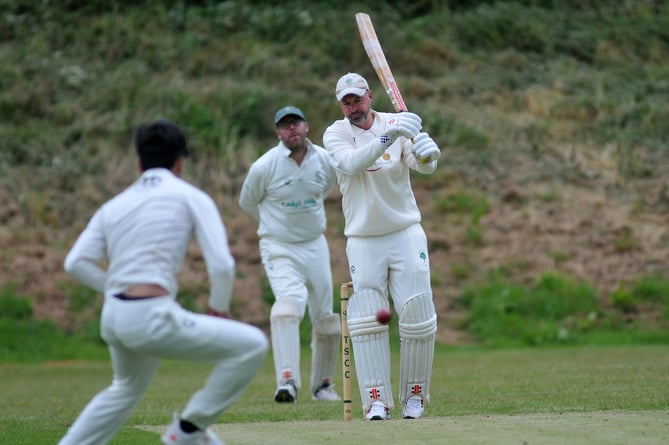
left=1, top=343, right=668, bottom=444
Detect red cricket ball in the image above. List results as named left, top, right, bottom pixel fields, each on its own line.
left=376, top=308, right=392, bottom=325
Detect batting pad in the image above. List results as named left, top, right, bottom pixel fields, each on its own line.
left=398, top=293, right=437, bottom=404
left=347, top=288, right=394, bottom=411
left=270, top=300, right=302, bottom=389
left=310, top=313, right=341, bottom=393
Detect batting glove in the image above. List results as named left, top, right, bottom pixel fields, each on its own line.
left=381, top=112, right=422, bottom=146
left=412, top=132, right=441, bottom=162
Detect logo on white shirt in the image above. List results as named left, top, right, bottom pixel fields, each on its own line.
left=142, top=176, right=163, bottom=187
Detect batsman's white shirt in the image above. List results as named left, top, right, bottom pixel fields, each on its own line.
left=65, top=168, right=235, bottom=311
left=323, top=110, right=436, bottom=237
left=238, top=139, right=336, bottom=243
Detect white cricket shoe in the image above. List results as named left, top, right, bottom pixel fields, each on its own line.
left=402, top=395, right=424, bottom=419
left=274, top=379, right=297, bottom=403
left=365, top=401, right=390, bottom=420
left=161, top=413, right=225, bottom=445
left=312, top=381, right=341, bottom=401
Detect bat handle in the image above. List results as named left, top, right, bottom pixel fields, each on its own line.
left=398, top=110, right=426, bottom=163
left=409, top=137, right=430, bottom=163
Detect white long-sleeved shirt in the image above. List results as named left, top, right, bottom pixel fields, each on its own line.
left=238, top=139, right=336, bottom=243
left=64, top=168, right=235, bottom=312
left=323, top=110, right=437, bottom=237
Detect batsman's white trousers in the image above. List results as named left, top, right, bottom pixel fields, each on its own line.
left=346, top=223, right=432, bottom=309
left=260, top=234, right=334, bottom=322
left=58, top=294, right=268, bottom=445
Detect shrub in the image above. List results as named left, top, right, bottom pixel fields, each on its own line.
left=629, top=275, right=669, bottom=305
left=0, top=284, right=33, bottom=320
left=460, top=271, right=599, bottom=346
left=610, top=286, right=638, bottom=313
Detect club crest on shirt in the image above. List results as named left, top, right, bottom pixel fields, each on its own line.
left=365, top=151, right=393, bottom=172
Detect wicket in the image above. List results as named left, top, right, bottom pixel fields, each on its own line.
left=340, top=281, right=353, bottom=421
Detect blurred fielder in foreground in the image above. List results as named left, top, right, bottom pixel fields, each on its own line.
left=59, top=120, right=268, bottom=445
left=323, top=73, right=440, bottom=421
left=239, top=106, right=341, bottom=403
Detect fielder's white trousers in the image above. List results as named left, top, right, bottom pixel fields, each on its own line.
left=58, top=295, right=268, bottom=445
left=260, top=234, right=334, bottom=321
left=346, top=223, right=432, bottom=309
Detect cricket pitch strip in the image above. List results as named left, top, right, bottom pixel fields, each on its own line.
left=137, top=410, right=668, bottom=445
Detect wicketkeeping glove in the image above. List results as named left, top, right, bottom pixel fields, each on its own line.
left=412, top=132, right=441, bottom=162
left=381, top=112, right=422, bottom=146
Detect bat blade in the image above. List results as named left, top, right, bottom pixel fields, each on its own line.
left=356, top=12, right=430, bottom=162
left=355, top=12, right=407, bottom=112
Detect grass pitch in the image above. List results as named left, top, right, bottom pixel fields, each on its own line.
left=139, top=411, right=668, bottom=445
left=1, top=344, right=667, bottom=444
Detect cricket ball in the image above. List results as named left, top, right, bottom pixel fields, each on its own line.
left=376, top=308, right=392, bottom=325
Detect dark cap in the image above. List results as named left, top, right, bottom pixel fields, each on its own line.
left=274, top=106, right=306, bottom=125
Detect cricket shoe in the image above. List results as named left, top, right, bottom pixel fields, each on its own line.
left=365, top=401, right=390, bottom=421
left=402, top=395, right=424, bottom=419
left=312, top=380, right=341, bottom=401
left=274, top=379, right=297, bottom=403
left=161, top=413, right=225, bottom=445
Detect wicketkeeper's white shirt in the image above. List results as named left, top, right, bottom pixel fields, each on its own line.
left=64, top=168, right=235, bottom=312
left=323, top=110, right=437, bottom=237
left=238, top=139, right=336, bottom=243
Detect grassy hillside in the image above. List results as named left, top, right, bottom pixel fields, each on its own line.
left=1, top=0, right=668, bottom=346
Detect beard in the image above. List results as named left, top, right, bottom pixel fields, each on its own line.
left=347, top=109, right=369, bottom=126
left=283, top=135, right=306, bottom=151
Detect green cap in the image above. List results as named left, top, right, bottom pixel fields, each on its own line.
left=274, top=106, right=306, bottom=125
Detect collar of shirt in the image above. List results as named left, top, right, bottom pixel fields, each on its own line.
left=278, top=139, right=313, bottom=158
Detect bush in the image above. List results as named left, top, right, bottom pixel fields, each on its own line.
left=629, top=275, right=669, bottom=305
left=460, top=271, right=600, bottom=346
left=0, top=283, right=106, bottom=362
left=610, top=275, right=669, bottom=323
left=0, top=285, right=33, bottom=320
left=0, top=318, right=107, bottom=362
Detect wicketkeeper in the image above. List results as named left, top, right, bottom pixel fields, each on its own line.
left=323, top=73, right=440, bottom=420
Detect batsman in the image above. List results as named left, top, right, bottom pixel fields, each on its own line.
left=323, top=73, right=441, bottom=420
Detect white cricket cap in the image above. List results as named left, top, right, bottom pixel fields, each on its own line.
left=335, top=72, right=369, bottom=101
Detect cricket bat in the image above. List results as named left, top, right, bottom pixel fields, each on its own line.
left=356, top=12, right=428, bottom=161
left=355, top=12, right=408, bottom=113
